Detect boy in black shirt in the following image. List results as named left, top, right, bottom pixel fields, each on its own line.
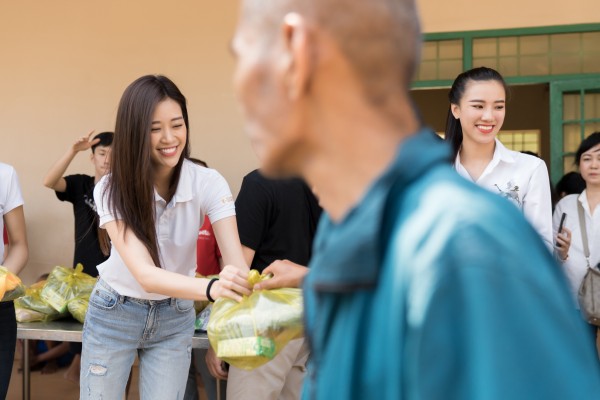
left=43, top=130, right=113, bottom=276
left=43, top=130, right=113, bottom=383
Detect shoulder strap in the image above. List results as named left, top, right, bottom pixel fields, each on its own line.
left=577, top=200, right=591, bottom=265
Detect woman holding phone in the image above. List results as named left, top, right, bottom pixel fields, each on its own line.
left=445, top=67, right=555, bottom=250
left=553, top=132, right=600, bottom=353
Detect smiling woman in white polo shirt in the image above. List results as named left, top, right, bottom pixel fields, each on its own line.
left=444, top=66, right=556, bottom=252
left=80, top=75, right=251, bottom=400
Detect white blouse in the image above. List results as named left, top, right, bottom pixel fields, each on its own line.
left=0, top=163, right=24, bottom=263
left=455, top=139, right=553, bottom=250
left=94, top=159, right=236, bottom=299
left=553, top=191, right=600, bottom=304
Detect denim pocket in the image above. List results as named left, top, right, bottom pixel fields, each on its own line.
left=175, top=298, right=194, bottom=313
left=89, top=287, right=119, bottom=311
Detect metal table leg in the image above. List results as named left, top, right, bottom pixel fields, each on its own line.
left=22, top=339, right=30, bottom=400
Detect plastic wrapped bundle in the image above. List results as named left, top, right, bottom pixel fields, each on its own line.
left=14, top=280, right=66, bottom=322
left=41, top=264, right=97, bottom=313
left=207, top=270, right=304, bottom=370
left=67, top=296, right=89, bottom=323
left=0, top=265, right=25, bottom=302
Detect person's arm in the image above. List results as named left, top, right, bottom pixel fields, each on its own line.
left=3, top=206, right=28, bottom=274
left=32, top=341, right=70, bottom=365
left=42, top=130, right=98, bottom=192
left=523, top=161, right=554, bottom=250
left=211, top=216, right=249, bottom=271
left=206, top=346, right=229, bottom=380
left=103, top=219, right=251, bottom=301
left=253, top=259, right=308, bottom=290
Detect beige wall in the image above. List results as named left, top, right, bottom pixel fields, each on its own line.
left=418, top=0, right=600, bottom=33
left=2, top=0, right=599, bottom=283
left=0, top=1, right=256, bottom=283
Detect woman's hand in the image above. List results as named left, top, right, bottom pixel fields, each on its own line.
left=556, top=227, right=571, bottom=262
left=210, top=265, right=252, bottom=302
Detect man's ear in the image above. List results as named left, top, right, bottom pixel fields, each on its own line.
left=281, top=13, right=312, bottom=100
left=451, top=103, right=461, bottom=120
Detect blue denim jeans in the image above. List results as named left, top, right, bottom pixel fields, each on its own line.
left=80, top=279, right=195, bottom=400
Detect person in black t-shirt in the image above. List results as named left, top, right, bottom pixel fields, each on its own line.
left=237, top=169, right=321, bottom=273
left=43, top=130, right=113, bottom=383
left=207, top=169, right=321, bottom=400
left=43, top=130, right=113, bottom=276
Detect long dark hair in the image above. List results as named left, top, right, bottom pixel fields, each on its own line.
left=105, top=75, right=190, bottom=268
left=444, top=66, right=508, bottom=161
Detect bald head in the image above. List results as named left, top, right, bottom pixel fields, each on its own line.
left=239, top=0, right=421, bottom=107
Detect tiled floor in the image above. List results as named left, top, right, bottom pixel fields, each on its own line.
left=6, top=349, right=207, bottom=400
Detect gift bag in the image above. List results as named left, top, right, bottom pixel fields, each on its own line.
left=14, top=280, right=66, bottom=322
left=0, top=265, right=25, bottom=302
left=207, top=270, right=304, bottom=370
left=40, top=264, right=97, bottom=313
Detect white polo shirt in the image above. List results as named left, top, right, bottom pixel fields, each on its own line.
left=0, top=162, right=24, bottom=263
left=94, top=159, right=235, bottom=299
left=455, top=139, right=553, bottom=250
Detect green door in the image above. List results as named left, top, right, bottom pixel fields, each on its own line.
left=550, top=79, right=600, bottom=183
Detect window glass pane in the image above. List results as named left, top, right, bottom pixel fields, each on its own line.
left=498, top=57, right=518, bottom=77
left=520, top=35, right=549, bottom=55
left=564, top=156, right=576, bottom=174
left=584, top=92, right=600, bottom=120
left=473, top=57, right=498, bottom=70
left=584, top=122, right=600, bottom=137
left=497, top=130, right=540, bottom=154
left=519, top=55, right=549, bottom=75
left=563, top=93, right=581, bottom=121
left=551, top=54, right=581, bottom=75
left=438, top=60, right=463, bottom=80
left=551, top=33, right=580, bottom=54
left=422, top=41, right=438, bottom=61
left=439, top=39, right=463, bottom=59
left=563, top=123, right=582, bottom=153
left=499, top=37, right=518, bottom=56
left=583, top=54, right=600, bottom=74
left=473, top=38, right=497, bottom=58
left=418, top=61, right=438, bottom=81
left=582, top=32, right=600, bottom=53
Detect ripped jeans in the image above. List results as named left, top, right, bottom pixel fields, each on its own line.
left=80, top=279, right=195, bottom=400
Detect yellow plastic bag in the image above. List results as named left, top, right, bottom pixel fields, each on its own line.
left=0, top=265, right=25, bottom=302
left=67, top=296, right=89, bottom=323
left=40, top=264, right=97, bottom=313
left=207, top=270, right=304, bottom=370
left=14, top=280, right=66, bottom=322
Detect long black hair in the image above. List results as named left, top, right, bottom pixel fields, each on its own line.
left=444, top=67, right=508, bottom=161
left=106, top=75, right=190, bottom=268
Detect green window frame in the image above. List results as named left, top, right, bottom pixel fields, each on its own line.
left=414, top=23, right=600, bottom=89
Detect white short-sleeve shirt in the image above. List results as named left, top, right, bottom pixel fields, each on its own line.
left=0, top=162, right=24, bottom=263
left=553, top=191, right=600, bottom=304
left=455, top=139, right=553, bottom=250
left=94, top=159, right=235, bottom=299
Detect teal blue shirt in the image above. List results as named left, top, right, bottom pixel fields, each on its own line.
left=303, top=130, right=600, bottom=400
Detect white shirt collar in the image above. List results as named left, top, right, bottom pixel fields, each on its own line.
left=153, top=160, right=194, bottom=206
